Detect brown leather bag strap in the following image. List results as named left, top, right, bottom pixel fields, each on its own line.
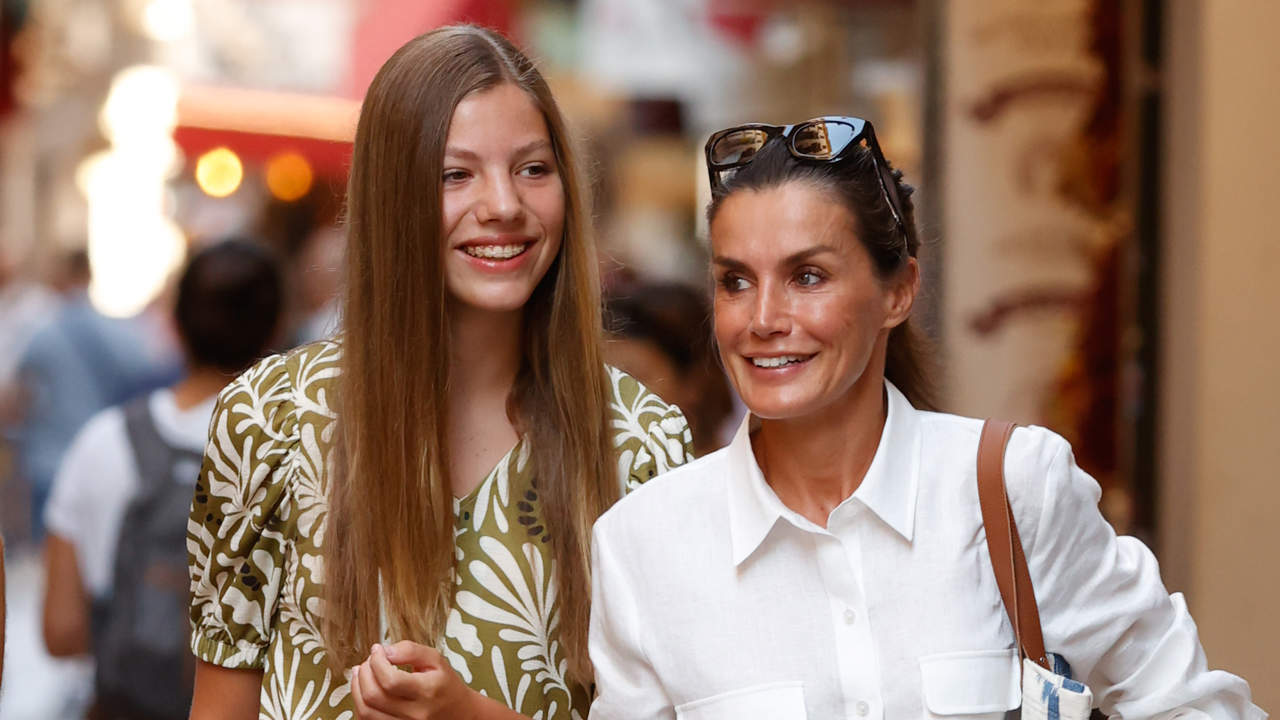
left=977, top=419, right=1051, bottom=671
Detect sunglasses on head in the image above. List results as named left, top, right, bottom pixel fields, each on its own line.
left=704, top=116, right=907, bottom=241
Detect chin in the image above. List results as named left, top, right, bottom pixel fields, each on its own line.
left=449, top=279, right=541, bottom=314
left=738, top=389, right=825, bottom=421
left=455, top=293, right=535, bottom=314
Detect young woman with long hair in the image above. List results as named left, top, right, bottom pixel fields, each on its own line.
left=587, top=118, right=1263, bottom=718
left=186, top=26, right=692, bottom=720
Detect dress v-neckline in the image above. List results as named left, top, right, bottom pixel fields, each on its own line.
left=453, top=437, right=524, bottom=505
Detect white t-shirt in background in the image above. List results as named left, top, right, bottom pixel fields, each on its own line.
left=44, top=388, right=215, bottom=599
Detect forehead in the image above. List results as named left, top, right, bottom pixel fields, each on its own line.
left=710, top=182, right=860, bottom=261
left=446, top=82, right=551, bottom=152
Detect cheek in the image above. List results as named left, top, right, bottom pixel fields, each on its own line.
left=798, top=290, right=881, bottom=347
left=533, top=184, right=566, bottom=236
left=441, top=190, right=467, bottom=235
left=712, top=297, right=747, bottom=348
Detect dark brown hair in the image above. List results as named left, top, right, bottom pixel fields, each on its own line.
left=326, top=25, right=614, bottom=685
left=706, top=139, right=938, bottom=409
left=175, top=239, right=283, bottom=373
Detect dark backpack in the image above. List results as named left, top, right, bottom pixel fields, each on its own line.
left=91, top=394, right=204, bottom=720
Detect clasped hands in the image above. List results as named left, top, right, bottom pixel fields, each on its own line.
left=350, top=641, right=479, bottom=720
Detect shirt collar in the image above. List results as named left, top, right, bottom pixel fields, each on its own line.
left=725, top=380, right=923, bottom=567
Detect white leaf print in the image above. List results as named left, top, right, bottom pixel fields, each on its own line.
left=446, top=608, right=483, bottom=657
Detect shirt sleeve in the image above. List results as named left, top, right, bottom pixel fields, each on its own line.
left=588, top=520, right=676, bottom=720
left=187, top=353, right=299, bottom=670
left=1007, top=428, right=1266, bottom=719
left=607, top=366, right=696, bottom=494
left=44, top=407, right=132, bottom=599
left=44, top=408, right=117, bottom=542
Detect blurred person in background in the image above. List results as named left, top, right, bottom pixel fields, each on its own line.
left=0, top=250, right=58, bottom=425
left=604, top=279, right=738, bottom=455
left=186, top=25, right=692, bottom=720
left=10, top=248, right=179, bottom=544
left=0, top=250, right=58, bottom=543
left=41, top=239, right=283, bottom=720
left=589, top=119, right=1264, bottom=717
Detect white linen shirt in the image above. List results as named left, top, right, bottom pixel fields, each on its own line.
left=588, top=382, right=1264, bottom=720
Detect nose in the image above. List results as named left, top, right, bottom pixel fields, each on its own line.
left=748, top=280, right=790, bottom=338
left=476, top=172, right=523, bottom=224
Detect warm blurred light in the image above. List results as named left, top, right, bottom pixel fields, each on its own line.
left=100, top=65, right=180, bottom=149
left=195, top=148, right=244, bottom=198
left=265, top=152, right=315, bottom=202
left=80, top=152, right=187, bottom=317
left=82, top=66, right=185, bottom=317
left=141, top=0, right=194, bottom=42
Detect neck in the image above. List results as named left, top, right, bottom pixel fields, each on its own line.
left=171, top=366, right=235, bottom=411
left=752, top=371, right=888, bottom=528
left=448, top=303, right=523, bottom=408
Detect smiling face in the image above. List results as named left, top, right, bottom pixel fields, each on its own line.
left=711, top=181, right=917, bottom=421
left=441, top=82, right=565, bottom=316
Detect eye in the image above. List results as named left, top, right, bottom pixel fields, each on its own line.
left=443, top=168, right=470, bottom=183
left=519, top=162, right=553, bottom=178
left=718, top=274, right=751, bottom=293
left=795, top=269, right=824, bottom=287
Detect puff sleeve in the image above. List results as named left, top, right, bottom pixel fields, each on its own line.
left=187, top=353, right=302, bottom=669
left=606, top=366, right=695, bottom=493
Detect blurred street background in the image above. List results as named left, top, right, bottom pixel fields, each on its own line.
left=0, top=0, right=1276, bottom=716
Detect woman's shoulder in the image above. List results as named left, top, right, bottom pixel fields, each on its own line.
left=601, top=445, right=729, bottom=524
left=214, top=340, right=341, bottom=438
left=199, top=339, right=342, bottom=508
left=603, top=365, right=695, bottom=490
left=604, top=365, right=678, bottom=418
left=916, top=408, right=1084, bottom=544
left=915, top=407, right=1072, bottom=470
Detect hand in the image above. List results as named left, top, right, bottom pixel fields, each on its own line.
left=350, top=642, right=479, bottom=720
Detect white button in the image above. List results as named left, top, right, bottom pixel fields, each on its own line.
left=843, top=607, right=857, bottom=625
left=856, top=700, right=870, bottom=716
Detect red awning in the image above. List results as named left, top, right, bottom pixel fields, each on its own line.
left=174, top=85, right=360, bottom=177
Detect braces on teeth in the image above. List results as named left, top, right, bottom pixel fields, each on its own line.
left=465, top=244, right=527, bottom=259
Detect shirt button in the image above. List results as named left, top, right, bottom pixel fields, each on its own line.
left=843, top=607, right=856, bottom=625
left=856, top=700, right=871, bottom=716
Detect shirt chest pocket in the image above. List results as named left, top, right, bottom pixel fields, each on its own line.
left=675, top=681, right=806, bottom=720
left=920, top=649, right=1020, bottom=718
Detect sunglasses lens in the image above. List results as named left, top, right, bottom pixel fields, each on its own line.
left=710, top=128, right=770, bottom=166
left=792, top=120, right=859, bottom=159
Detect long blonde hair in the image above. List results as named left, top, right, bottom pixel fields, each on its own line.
left=324, top=25, right=615, bottom=685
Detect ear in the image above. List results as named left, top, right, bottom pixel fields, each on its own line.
left=882, top=257, right=919, bottom=330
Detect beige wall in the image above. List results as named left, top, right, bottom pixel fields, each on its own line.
left=1161, top=1, right=1280, bottom=707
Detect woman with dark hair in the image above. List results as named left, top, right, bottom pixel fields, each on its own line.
left=186, top=25, right=691, bottom=720
left=587, top=118, right=1263, bottom=718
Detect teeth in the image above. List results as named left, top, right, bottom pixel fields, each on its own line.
left=464, top=244, right=527, bottom=259
left=751, top=355, right=807, bottom=368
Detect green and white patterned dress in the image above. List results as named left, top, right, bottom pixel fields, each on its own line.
left=187, top=340, right=693, bottom=720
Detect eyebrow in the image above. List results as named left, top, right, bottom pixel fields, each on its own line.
left=711, top=244, right=840, bottom=270
left=444, top=139, right=552, bottom=162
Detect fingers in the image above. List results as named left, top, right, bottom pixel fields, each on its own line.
left=368, top=644, right=420, bottom=701
left=350, top=662, right=401, bottom=720
left=351, top=658, right=420, bottom=719
left=382, top=640, right=447, bottom=673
